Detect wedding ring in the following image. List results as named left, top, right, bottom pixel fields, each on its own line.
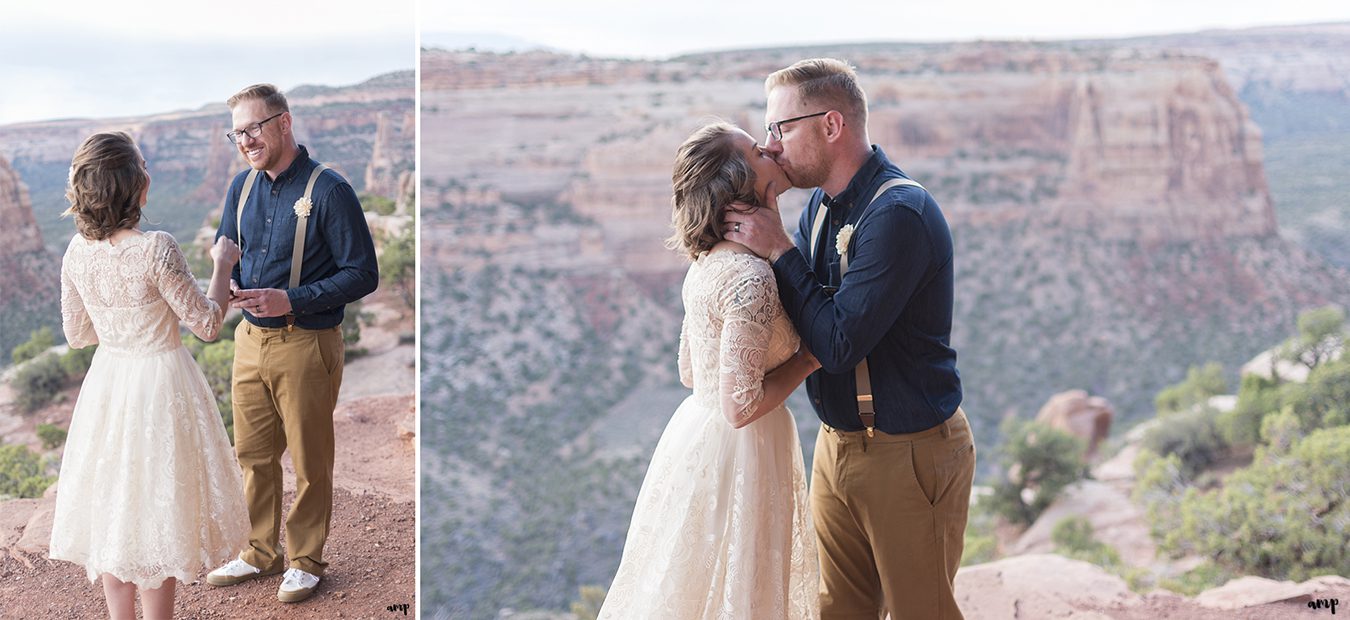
left=734, top=223, right=741, bottom=232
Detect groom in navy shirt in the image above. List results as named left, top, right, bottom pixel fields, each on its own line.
left=725, top=58, right=976, bottom=620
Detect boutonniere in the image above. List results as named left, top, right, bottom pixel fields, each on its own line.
left=835, top=224, right=855, bottom=257
left=293, top=196, right=314, bottom=218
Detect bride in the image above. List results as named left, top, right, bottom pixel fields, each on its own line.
left=48, top=131, right=249, bottom=620
left=599, top=122, right=820, bottom=619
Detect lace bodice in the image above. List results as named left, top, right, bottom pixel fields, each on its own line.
left=61, top=230, right=222, bottom=355
left=678, top=251, right=800, bottom=426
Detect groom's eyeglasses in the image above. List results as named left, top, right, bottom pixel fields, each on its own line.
left=766, top=111, right=829, bottom=141
left=225, top=112, right=285, bottom=144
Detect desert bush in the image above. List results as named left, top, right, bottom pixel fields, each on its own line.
left=1217, top=373, right=1280, bottom=447
left=1279, top=305, right=1345, bottom=371
left=570, top=585, right=606, bottom=620
left=1052, top=516, right=1122, bottom=568
left=378, top=221, right=415, bottom=310
left=11, top=326, right=55, bottom=365
left=1154, top=362, right=1228, bottom=415
left=14, top=352, right=67, bottom=412
left=59, top=345, right=97, bottom=379
left=36, top=423, right=67, bottom=450
left=0, top=444, right=55, bottom=498
left=1141, top=406, right=1224, bottom=477
left=987, top=420, right=1084, bottom=525
left=1170, top=426, right=1350, bottom=581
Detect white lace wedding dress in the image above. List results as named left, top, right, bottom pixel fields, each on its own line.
left=599, top=250, right=818, bottom=619
left=49, top=230, right=248, bottom=589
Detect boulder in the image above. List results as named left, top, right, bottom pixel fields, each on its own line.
left=1035, top=390, right=1114, bottom=458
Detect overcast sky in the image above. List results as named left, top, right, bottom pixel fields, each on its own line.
left=0, top=1, right=414, bottom=125
left=424, top=0, right=1350, bottom=58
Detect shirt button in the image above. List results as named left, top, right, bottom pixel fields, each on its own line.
left=266, top=218, right=271, bottom=223
left=261, top=248, right=267, bottom=254
left=253, top=277, right=259, bottom=283
left=814, top=398, right=822, bottom=405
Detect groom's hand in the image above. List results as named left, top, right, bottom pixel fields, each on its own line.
left=230, top=288, right=292, bottom=318
left=722, top=187, right=795, bottom=262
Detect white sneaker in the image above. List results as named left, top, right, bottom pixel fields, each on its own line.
left=277, top=568, right=321, bottom=603
left=206, top=557, right=281, bottom=586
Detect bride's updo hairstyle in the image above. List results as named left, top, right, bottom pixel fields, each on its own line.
left=667, top=122, right=759, bottom=260
left=63, top=131, right=147, bottom=240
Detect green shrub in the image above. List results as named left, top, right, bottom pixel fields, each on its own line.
left=1170, top=426, right=1350, bottom=581
left=378, top=221, right=415, bottom=310
left=0, top=444, right=56, bottom=498
left=987, top=420, right=1084, bottom=525
left=962, top=497, right=998, bottom=566
left=59, top=345, right=97, bottom=379
left=1288, top=357, right=1350, bottom=431
left=570, top=585, right=606, bottom=620
left=1141, top=406, right=1224, bottom=477
left=1155, top=362, right=1228, bottom=415
left=1131, top=449, right=1186, bottom=548
left=14, top=352, right=67, bottom=412
left=360, top=193, right=398, bottom=216
left=1159, top=562, right=1236, bottom=597
left=1052, top=516, right=1122, bottom=568
left=11, top=326, right=55, bottom=365
left=1217, top=373, right=1280, bottom=447
left=35, top=424, right=67, bottom=450
left=1280, top=305, right=1345, bottom=371
left=192, top=339, right=236, bottom=443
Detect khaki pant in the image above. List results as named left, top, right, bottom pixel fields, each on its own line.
left=812, top=408, right=976, bottom=620
left=232, top=323, right=343, bottom=576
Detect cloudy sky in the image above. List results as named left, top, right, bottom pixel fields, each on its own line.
left=424, top=0, right=1350, bottom=57
left=0, top=1, right=414, bottom=125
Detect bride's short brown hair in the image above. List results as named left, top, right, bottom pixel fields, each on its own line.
left=63, top=131, right=146, bottom=241
left=667, top=122, right=759, bottom=260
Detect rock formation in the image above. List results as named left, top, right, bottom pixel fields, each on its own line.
left=0, top=155, right=59, bottom=358
left=1035, top=390, right=1114, bottom=457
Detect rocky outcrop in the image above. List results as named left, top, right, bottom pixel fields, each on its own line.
left=1035, top=390, right=1114, bottom=457
left=0, top=155, right=59, bottom=358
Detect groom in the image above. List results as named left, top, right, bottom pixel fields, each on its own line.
left=206, top=83, right=378, bottom=603
left=725, top=59, right=976, bottom=619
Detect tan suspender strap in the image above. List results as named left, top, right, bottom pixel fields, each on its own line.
left=809, top=202, right=829, bottom=264
left=235, top=169, right=261, bottom=246
left=844, top=177, right=924, bottom=437
left=290, top=164, right=328, bottom=290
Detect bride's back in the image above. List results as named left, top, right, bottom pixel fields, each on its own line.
left=62, top=230, right=220, bottom=355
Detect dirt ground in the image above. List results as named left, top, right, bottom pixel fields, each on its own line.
left=0, top=294, right=416, bottom=619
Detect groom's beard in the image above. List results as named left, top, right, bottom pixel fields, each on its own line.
left=784, top=152, right=830, bottom=190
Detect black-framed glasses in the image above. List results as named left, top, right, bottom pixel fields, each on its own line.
left=766, top=111, right=829, bottom=141
left=225, top=112, right=284, bottom=144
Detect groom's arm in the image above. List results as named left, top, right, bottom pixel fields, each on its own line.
left=771, top=200, right=934, bottom=374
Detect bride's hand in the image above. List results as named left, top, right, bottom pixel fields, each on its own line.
left=210, top=236, right=242, bottom=267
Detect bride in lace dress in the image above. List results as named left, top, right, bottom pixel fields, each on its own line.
left=48, top=132, right=249, bottom=620
left=599, top=123, right=820, bottom=619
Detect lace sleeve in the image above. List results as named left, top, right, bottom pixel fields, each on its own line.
left=717, top=265, right=778, bottom=427
left=60, top=255, right=98, bottom=349
left=153, top=233, right=223, bottom=342
left=678, top=314, right=694, bottom=388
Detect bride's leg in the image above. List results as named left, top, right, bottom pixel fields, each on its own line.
left=100, top=574, right=136, bottom=620
left=140, top=577, right=177, bottom=620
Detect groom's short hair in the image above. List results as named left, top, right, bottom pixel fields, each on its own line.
left=766, top=58, right=867, bottom=130
left=227, top=83, right=290, bottom=115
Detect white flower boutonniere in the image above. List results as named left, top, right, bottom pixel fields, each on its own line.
left=293, top=196, right=314, bottom=218
left=835, top=224, right=856, bottom=257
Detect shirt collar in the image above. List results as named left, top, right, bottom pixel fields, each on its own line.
left=269, top=145, right=312, bottom=185
left=823, top=145, right=887, bottom=211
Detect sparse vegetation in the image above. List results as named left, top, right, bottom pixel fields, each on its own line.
left=0, top=443, right=55, bottom=499
left=987, top=420, right=1085, bottom=525
left=12, top=326, right=55, bottom=365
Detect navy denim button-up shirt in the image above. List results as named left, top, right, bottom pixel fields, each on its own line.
left=215, top=145, right=379, bottom=330
left=771, top=146, right=962, bottom=434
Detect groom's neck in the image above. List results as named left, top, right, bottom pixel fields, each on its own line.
left=265, top=142, right=301, bottom=181
left=820, top=142, right=874, bottom=197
